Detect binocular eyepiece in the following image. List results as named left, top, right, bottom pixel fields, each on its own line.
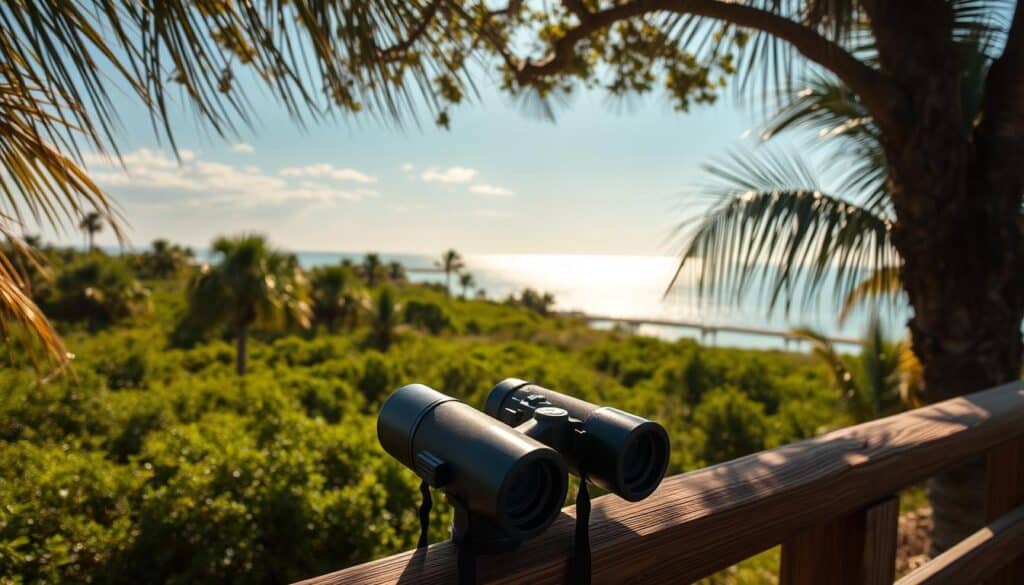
left=377, top=379, right=670, bottom=551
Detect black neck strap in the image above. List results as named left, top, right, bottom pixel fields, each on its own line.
left=569, top=475, right=592, bottom=585
left=417, top=480, right=432, bottom=549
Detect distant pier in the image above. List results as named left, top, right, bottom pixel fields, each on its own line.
left=558, top=312, right=861, bottom=347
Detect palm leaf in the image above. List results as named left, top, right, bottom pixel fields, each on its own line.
left=857, top=314, right=902, bottom=418
left=838, top=265, right=902, bottom=325
left=668, top=146, right=897, bottom=314
left=0, top=227, right=68, bottom=373
left=789, top=324, right=865, bottom=418
left=760, top=73, right=891, bottom=214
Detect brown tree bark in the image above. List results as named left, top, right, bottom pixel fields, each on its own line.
left=865, top=0, right=1024, bottom=554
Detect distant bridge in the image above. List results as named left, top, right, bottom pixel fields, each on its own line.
left=556, top=312, right=862, bottom=347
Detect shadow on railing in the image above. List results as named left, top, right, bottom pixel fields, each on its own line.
left=297, top=381, right=1024, bottom=585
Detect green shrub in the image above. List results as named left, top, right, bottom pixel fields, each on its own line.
left=0, top=442, right=146, bottom=583
left=45, top=254, right=151, bottom=328
left=692, top=386, right=768, bottom=465
left=403, top=300, right=453, bottom=334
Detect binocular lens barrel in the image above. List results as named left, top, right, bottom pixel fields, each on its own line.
left=378, top=384, right=568, bottom=539
left=486, top=378, right=670, bottom=502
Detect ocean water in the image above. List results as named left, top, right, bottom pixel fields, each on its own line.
left=288, top=251, right=907, bottom=350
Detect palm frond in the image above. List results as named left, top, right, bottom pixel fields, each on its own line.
left=858, top=314, right=902, bottom=418
left=951, top=0, right=1015, bottom=49
left=668, top=146, right=897, bottom=314
left=789, top=325, right=863, bottom=416
left=838, top=265, right=902, bottom=325
left=0, top=227, right=68, bottom=373
left=760, top=73, right=891, bottom=214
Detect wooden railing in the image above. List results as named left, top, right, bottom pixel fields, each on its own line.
left=298, top=381, right=1024, bottom=584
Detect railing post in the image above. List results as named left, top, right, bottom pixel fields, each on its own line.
left=780, top=496, right=898, bottom=585
left=985, top=436, right=1024, bottom=585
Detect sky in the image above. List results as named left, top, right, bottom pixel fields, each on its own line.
left=78, top=66, right=758, bottom=257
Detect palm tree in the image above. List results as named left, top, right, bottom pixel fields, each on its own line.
left=387, top=261, right=407, bottom=283
left=437, top=250, right=464, bottom=296
left=670, top=31, right=1000, bottom=552
left=371, top=287, right=400, bottom=351
left=184, top=235, right=311, bottom=376
left=146, top=239, right=192, bottom=279
left=458, top=272, right=476, bottom=299
left=791, top=317, right=922, bottom=423
left=362, top=253, right=385, bottom=288
left=309, top=264, right=364, bottom=332
left=79, top=212, right=104, bottom=252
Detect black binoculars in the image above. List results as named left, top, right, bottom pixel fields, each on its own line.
left=377, top=378, right=670, bottom=552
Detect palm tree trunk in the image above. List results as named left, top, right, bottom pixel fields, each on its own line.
left=236, top=324, right=249, bottom=376
left=445, top=270, right=451, bottom=296
left=867, top=1, right=1024, bottom=554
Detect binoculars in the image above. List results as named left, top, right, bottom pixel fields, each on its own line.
left=377, top=378, right=670, bottom=552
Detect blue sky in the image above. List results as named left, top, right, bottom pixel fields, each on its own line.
left=81, top=74, right=757, bottom=256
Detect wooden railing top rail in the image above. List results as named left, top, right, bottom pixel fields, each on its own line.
left=298, top=381, right=1024, bottom=585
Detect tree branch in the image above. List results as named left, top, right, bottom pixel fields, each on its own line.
left=513, top=0, right=897, bottom=127
left=378, top=1, right=444, bottom=60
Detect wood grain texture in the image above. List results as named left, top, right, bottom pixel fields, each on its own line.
left=984, top=437, right=1024, bottom=585
left=296, top=381, right=1024, bottom=585
left=780, top=497, right=897, bottom=585
left=896, top=505, right=1024, bottom=585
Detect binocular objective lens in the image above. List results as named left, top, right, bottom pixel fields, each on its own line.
left=503, top=459, right=562, bottom=531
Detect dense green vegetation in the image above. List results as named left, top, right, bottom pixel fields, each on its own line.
left=0, top=244, right=860, bottom=584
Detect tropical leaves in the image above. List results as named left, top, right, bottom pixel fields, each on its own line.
left=669, top=145, right=897, bottom=314
left=0, top=233, right=67, bottom=372
left=837, top=266, right=900, bottom=325
left=791, top=315, right=919, bottom=422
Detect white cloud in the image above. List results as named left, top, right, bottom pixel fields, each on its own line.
left=421, top=166, right=477, bottom=184
left=84, top=148, right=375, bottom=209
left=231, top=142, right=255, bottom=154
left=469, top=184, right=514, bottom=197
left=279, top=163, right=376, bottom=183
left=400, top=163, right=415, bottom=173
